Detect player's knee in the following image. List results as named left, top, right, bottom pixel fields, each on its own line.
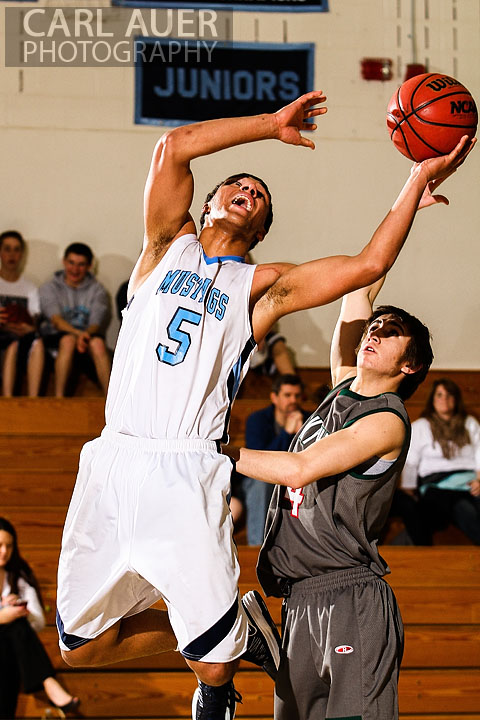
left=189, top=660, right=237, bottom=686
left=61, top=642, right=97, bottom=667
left=61, top=647, right=84, bottom=667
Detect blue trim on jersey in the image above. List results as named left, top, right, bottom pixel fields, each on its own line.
left=181, top=593, right=240, bottom=661
left=56, top=609, right=91, bottom=650
left=231, top=356, right=244, bottom=399
left=202, top=251, right=246, bottom=265
left=222, top=334, right=256, bottom=443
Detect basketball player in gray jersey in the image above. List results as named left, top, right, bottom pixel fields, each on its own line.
left=232, top=273, right=435, bottom=719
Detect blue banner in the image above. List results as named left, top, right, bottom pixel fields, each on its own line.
left=115, top=0, right=328, bottom=14
left=135, top=39, right=314, bottom=126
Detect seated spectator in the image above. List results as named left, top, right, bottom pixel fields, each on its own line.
left=0, top=230, right=44, bottom=396
left=0, top=517, right=81, bottom=718
left=400, top=378, right=480, bottom=544
left=39, top=243, right=111, bottom=397
left=239, top=374, right=310, bottom=544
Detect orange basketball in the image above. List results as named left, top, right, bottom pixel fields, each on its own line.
left=386, top=73, right=477, bottom=161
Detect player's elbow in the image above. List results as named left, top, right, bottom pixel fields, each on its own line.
left=285, top=458, right=313, bottom=489
left=286, top=476, right=304, bottom=490
left=152, top=131, right=174, bottom=164
left=358, top=254, right=388, bottom=287
left=287, top=475, right=313, bottom=490
left=152, top=129, right=186, bottom=168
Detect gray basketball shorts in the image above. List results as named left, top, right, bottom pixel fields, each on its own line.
left=275, top=566, right=404, bottom=720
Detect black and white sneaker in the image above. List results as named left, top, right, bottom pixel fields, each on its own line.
left=192, top=680, right=241, bottom=720
left=241, top=590, right=281, bottom=680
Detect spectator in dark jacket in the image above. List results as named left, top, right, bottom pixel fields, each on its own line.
left=239, top=374, right=310, bottom=544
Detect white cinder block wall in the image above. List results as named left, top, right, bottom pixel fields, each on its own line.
left=0, top=0, right=478, bottom=366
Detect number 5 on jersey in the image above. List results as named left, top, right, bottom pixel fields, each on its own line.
left=156, top=307, right=201, bottom=366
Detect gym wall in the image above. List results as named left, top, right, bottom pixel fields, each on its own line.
left=0, top=0, right=478, bottom=366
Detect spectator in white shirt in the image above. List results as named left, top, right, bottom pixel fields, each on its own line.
left=0, top=231, right=44, bottom=396
left=400, top=378, right=480, bottom=544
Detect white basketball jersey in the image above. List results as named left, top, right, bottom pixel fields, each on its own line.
left=106, top=234, right=256, bottom=441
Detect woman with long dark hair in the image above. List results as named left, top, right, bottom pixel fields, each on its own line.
left=401, top=378, right=480, bottom=544
left=0, top=517, right=81, bottom=718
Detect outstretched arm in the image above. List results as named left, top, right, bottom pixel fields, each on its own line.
left=252, top=136, right=475, bottom=341
left=230, top=410, right=405, bottom=489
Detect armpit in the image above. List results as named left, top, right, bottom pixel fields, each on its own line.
left=264, top=282, right=291, bottom=306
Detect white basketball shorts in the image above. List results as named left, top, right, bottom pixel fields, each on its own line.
left=56, top=428, right=248, bottom=663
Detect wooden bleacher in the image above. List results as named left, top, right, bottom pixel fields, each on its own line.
left=2, top=368, right=480, bottom=719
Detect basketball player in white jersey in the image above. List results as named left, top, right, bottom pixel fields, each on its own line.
left=56, top=90, right=474, bottom=719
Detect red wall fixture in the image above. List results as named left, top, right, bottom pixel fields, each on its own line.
left=361, top=58, right=393, bottom=81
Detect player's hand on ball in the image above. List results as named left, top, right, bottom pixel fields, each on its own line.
left=417, top=135, right=476, bottom=209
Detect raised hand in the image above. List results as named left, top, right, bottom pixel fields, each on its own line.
left=274, top=91, right=327, bottom=149
left=417, top=135, right=476, bottom=209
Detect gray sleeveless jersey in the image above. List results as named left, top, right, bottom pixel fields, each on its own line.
left=257, top=377, right=411, bottom=597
